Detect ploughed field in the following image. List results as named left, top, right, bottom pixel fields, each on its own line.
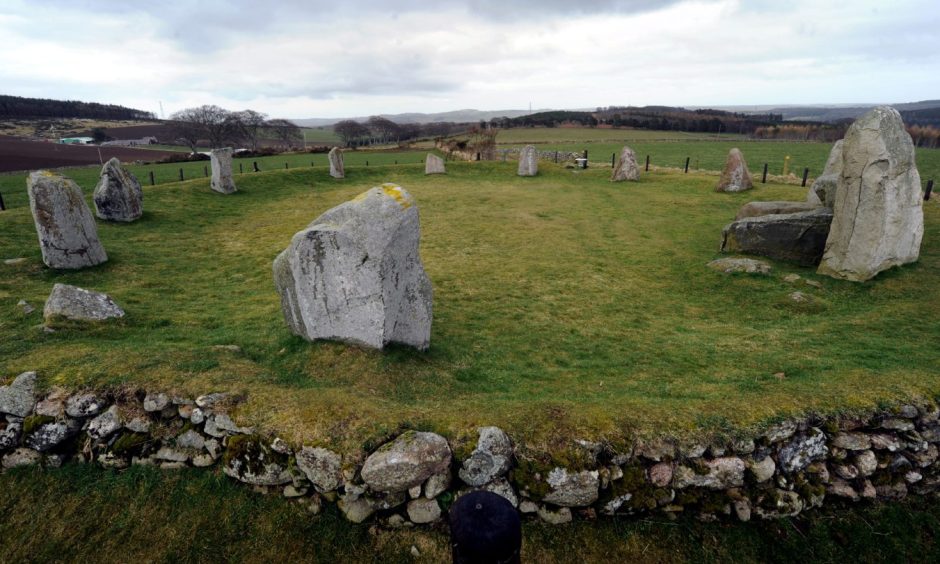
left=1, top=161, right=938, bottom=452
left=0, top=136, right=178, bottom=173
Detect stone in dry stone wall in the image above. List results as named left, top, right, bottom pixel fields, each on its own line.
left=93, top=158, right=143, bottom=222
left=222, top=435, right=291, bottom=486
left=818, top=106, right=924, bottom=282
left=273, top=183, right=433, bottom=351
left=329, top=147, right=345, bottom=179
left=27, top=170, right=108, bottom=269
left=720, top=209, right=833, bottom=266
left=424, top=154, right=445, bottom=175
left=517, top=145, right=538, bottom=177
left=296, top=446, right=343, bottom=492
left=459, top=426, right=513, bottom=487
left=542, top=468, right=600, bottom=507
left=807, top=140, right=844, bottom=207
left=716, top=148, right=753, bottom=192
left=361, top=431, right=452, bottom=493
left=210, top=148, right=237, bottom=194
left=0, top=372, right=37, bottom=418
left=611, top=145, right=640, bottom=181
left=43, top=284, right=125, bottom=323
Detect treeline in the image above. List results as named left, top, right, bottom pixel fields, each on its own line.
left=333, top=117, right=467, bottom=148
left=752, top=122, right=940, bottom=147
left=168, top=106, right=302, bottom=152
left=0, top=94, right=155, bottom=120
left=485, top=107, right=784, bottom=134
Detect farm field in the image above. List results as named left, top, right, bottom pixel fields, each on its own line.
left=496, top=127, right=940, bottom=184
left=303, top=127, right=341, bottom=144
left=0, top=136, right=178, bottom=175
left=1, top=161, right=938, bottom=453
left=4, top=464, right=940, bottom=562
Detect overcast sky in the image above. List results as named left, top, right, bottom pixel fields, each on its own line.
left=1, top=0, right=938, bottom=118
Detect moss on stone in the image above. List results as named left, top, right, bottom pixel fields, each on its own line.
left=111, top=432, right=149, bottom=455
left=223, top=435, right=287, bottom=479
left=22, top=415, right=54, bottom=437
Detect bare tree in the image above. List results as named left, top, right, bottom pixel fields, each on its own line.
left=333, top=120, right=370, bottom=148
left=367, top=116, right=400, bottom=145
left=168, top=105, right=233, bottom=151
left=266, top=118, right=302, bottom=149
left=231, top=109, right=268, bottom=150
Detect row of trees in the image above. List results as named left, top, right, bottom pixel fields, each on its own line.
left=168, top=105, right=302, bottom=152
left=0, top=94, right=155, bottom=120
left=333, top=117, right=464, bottom=147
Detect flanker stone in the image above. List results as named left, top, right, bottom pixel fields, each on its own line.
left=361, top=431, right=452, bottom=493
left=425, top=154, right=445, bottom=175
left=328, top=147, right=345, bottom=179
left=93, top=158, right=143, bottom=221
left=611, top=145, right=640, bottom=181
left=43, top=284, right=125, bottom=323
left=28, top=170, right=108, bottom=269
left=273, top=183, right=433, bottom=350
left=734, top=201, right=819, bottom=220
left=517, top=145, right=538, bottom=176
left=716, top=148, right=753, bottom=192
left=210, top=148, right=237, bottom=194
left=818, top=106, right=924, bottom=281
left=807, top=140, right=843, bottom=207
left=721, top=209, right=833, bottom=266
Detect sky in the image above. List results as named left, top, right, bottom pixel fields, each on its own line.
left=1, top=0, right=938, bottom=119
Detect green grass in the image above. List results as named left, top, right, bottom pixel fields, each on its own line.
left=303, top=127, right=341, bottom=144
left=497, top=127, right=940, bottom=184
left=3, top=464, right=940, bottom=563
left=1, top=161, right=938, bottom=452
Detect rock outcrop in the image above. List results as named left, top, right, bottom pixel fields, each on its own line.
left=425, top=154, right=445, bottom=175
left=611, top=146, right=640, bottom=181
left=43, top=284, right=125, bottom=323
left=273, top=183, right=432, bottom=350
left=329, top=147, right=345, bottom=179
left=27, top=170, right=108, bottom=269
left=210, top=148, right=237, bottom=194
left=817, top=106, right=924, bottom=281
left=517, top=145, right=538, bottom=177
left=721, top=209, right=833, bottom=266
left=93, top=158, right=143, bottom=221
left=716, top=148, right=753, bottom=192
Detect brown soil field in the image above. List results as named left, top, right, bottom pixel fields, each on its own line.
left=0, top=136, right=176, bottom=173
left=73, top=123, right=174, bottom=140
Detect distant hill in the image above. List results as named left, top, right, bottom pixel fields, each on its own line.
left=292, top=108, right=544, bottom=127
left=706, top=100, right=940, bottom=124
left=0, top=94, right=156, bottom=121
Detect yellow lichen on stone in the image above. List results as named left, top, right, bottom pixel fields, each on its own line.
left=380, top=183, right=412, bottom=209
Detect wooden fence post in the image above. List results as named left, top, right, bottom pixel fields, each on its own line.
left=179, top=168, right=184, bottom=181
left=611, top=153, right=616, bottom=168
left=762, top=163, right=768, bottom=184
left=204, top=165, right=208, bottom=177
left=0, top=191, right=5, bottom=211
left=253, top=161, right=259, bottom=172
left=645, top=155, right=650, bottom=171
left=926, top=179, right=934, bottom=201
left=684, top=157, right=690, bottom=173
left=239, top=163, right=243, bottom=174
left=801, top=168, right=810, bottom=187
left=149, top=171, right=155, bottom=186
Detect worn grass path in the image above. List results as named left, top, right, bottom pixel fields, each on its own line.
left=1, top=162, right=938, bottom=452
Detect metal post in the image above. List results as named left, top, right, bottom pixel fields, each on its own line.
left=554, top=151, right=558, bottom=163
left=645, top=155, right=649, bottom=171
left=239, top=163, right=243, bottom=174
left=179, top=168, right=184, bottom=181
left=0, top=191, right=5, bottom=211
left=762, top=163, right=768, bottom=184
left=801, top=168, right=809, bottom=187
left=253, top=161, right=259, bottom=172
left=611, top=153, right=616, bottom=168
left=149, top=171, right=155, bottom=186
left=926, top=179, right=934, bottom=201
left=204, top=165, right=208, bottom=177
left=684, top=157, right=690, bottom=173
left=285, top=162, right=289, bottom=169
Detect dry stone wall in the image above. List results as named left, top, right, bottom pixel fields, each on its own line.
left=3, top=373, right=940, bottom=527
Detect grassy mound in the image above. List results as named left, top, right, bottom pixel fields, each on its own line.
left=1, top=161, right=938, bottom=452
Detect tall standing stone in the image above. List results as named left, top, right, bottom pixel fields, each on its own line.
left=807, top=140, right=843, bottom=207
left=517, top=145, right=538, bottom=177
left=27, top=171, right=108, bottom=269
left=273, top=183, right=432, bottom=350
left=716, top=148, right=753, bottom=192
left=818, top=106, right=924, bottom=282
left=425, top=154, right=446, bottom=175
left=93, top=158, right=143, bottom=222
left=611, top=145, right=640, bottom=181
left=210, top=148, right=237, bottom=194
left=329, top=147, right=345, bottom=179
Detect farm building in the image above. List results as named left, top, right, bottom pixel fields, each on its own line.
left=59, top=137, right=94, bottom=145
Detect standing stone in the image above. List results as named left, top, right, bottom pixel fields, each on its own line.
left=210, top=148, right=237, bottom=194
left=273, top=183, right=432, bottom=350
left=818, top=107, right=924, bottom=281
left=93, top=158, right=143, bottom=222
left=27, top=170, right=108, bottom=269
left=611, top=145, right=640, bottom=181
left=425, top=154, right=446, bottom=175
left=329, top=147, right=345, bottom=179
left=517, top=145, right=538, bottom=177
left=807, top=140, right=843, bottom=207
left=716, top=148, right=753, bottom=192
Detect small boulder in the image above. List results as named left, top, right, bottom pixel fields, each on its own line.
left=223, top=435, right=292, bottom=486
left=424, top=154, right=446, bottom=175
left=0, top=372, right=38, bottom=418
left=143, top=393, right=170, bottom=412
left=43, top=284, right=125, bottom=323
left=296, top=446, right=343, bottom=492
left=65, top=393, right=105, bottom=418
left=93, top=158, right=143, bottom=221
left=87, top=405, right=122, bottom=440
left=778, top=428, right=828, bottom=473
left=25, top=420, right=77, bottom=451
left=361, top=431, right=452, bottom=493
left=517, top=145, right=538, bottom=177
left=542, top=468, right=600, bottom=507
left=328, top=147, right=345, bottom=179
left=720, top=209, right=833, bottom=266
left=611, top=146, right=640, bottom=181
left=716, top=148, right=753, bottom=192
left=406, top=498, right=442, bottom=524
left=735, top=201, right=818, bottom=220
left=458, top=426, right=513, bottom=487
left=273, top=183, right=433, bottom=351
left=209, top=148, right=237, bottom=194
left=674, top=457, right=745, bottom=489
left=706, top=257, right=772, bottom=275
left=2, top=448, right=42, bottom=469
left=27, top=170, right=108, bottom=269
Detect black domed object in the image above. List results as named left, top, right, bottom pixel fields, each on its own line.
left=449, top=490, right=522, bottom=563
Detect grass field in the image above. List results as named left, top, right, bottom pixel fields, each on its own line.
left=496, top=127, right=940, bottom=185
left=1, top=161, right=938, bottom=453
left=3, top=464, right=940, bottom=562
left=303, top=127, right=341, bottom=144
